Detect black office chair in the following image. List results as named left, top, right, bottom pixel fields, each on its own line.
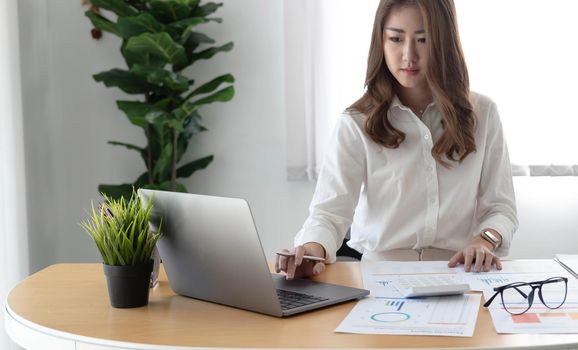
left=336, top=237, right=362, bottom=261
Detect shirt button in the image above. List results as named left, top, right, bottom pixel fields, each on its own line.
left=424, top=135, right=430, bottom=140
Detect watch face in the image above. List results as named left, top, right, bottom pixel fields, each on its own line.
left=482, top=231, right=500, bottom=248
left=483, top=231, right=497, bottom=243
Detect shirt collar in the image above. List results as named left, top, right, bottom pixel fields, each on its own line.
left=391, top=95, right=436, bottom=113
left=391, top=95, right=404, bottom=110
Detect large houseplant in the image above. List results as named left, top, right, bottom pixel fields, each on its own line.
left=85, top=0, right=235, bottom=199
left=80, top=190, right=162, bottom=308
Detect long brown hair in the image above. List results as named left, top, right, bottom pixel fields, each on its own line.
left=350, top=0, right=476, bottom=166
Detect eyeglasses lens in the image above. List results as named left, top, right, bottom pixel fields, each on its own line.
left=501, top=283, right=533, bottom=315
left=540, top=278, right=567, bottom=309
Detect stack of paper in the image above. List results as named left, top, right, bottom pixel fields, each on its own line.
left=336, top=260, right=578, bottom=336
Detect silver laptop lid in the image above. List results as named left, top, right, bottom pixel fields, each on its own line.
left=139, top=189, right=284, bottom=316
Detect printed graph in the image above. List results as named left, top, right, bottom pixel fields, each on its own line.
left=371, top=312, right=410, bottom=322
left=375, top=280, right=393, bottom=287
left=383, top=299, right=405, bottom=311
left=370, top=299, right=409, bottom=323
left=335, top=295, right=481, bottom=336
left=477, top=277, right=511, bottom=286
left=511, top=312, right=578, bottom=323
left=488, top=302, right=578, bottom=333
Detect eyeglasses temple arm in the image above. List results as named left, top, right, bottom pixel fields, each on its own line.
left=483, top=291, right=500, bottom=307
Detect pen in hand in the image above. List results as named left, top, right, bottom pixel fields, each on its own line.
left=276, top=251, right=325, bottom=262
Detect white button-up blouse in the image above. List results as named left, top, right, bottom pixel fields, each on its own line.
left=295, top=92, right=518, bottom=263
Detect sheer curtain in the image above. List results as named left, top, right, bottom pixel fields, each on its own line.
left=1, top=0, right=30, bottom=348
left=284, top=0, right=377, bottom=181
left=285, top=0, right=578, bottom=180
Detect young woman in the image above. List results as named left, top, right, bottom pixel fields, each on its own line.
left=276, top=0, right=518, bottom=278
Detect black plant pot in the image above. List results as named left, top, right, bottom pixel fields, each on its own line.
left=103, top=260, right=153, bottom=308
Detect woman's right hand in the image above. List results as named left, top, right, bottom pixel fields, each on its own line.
left=275, top=242, right=326, bottom=280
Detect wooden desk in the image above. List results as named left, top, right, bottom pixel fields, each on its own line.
left=5, top=263, right=578, bottom=350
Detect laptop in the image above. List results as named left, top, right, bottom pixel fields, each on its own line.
left=138, top=189, right=369, bottom=317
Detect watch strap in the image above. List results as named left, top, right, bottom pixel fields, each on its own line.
left=480, top=230, right=501, bottom=250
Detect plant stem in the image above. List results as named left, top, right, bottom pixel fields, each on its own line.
left=146, top=125, right=153, bottom=184
left=171, top=128, right=177, bottom=191
left=145, top=93, right=153, bottom=185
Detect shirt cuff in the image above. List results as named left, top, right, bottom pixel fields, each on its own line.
left=476, top=215, right=517, bottom=256
left=294, top=229, right=340, bottom=263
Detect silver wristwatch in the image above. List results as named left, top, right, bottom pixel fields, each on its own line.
left=480, top=230, right=501, bottom=250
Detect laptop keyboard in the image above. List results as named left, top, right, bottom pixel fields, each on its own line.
left=276, top=289, right=329, bottom=310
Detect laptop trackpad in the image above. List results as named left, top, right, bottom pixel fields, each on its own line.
left=271, top=274, right=368, bottom=300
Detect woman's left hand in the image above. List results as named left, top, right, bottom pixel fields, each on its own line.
left=448, top=235, right=502, bottom=272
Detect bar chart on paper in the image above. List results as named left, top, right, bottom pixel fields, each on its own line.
left=335, top=294, right=481, bottom=337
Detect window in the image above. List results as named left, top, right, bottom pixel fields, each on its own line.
left=285, top=0, right=578, bottom=180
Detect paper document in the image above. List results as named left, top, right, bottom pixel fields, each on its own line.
left=356, top=259, right=578, bottom=334
left=486, top=298, right=578, bottom=334
left=463, top=259, right=578, bottom=334
left=335, top=294, right=481, bottom=337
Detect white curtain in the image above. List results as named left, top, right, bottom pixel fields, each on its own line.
left=284, top=0, right=377, bottom=181
left=0, top=0, right=30, bottom=348
left=285, top=0, right=578, bottom=181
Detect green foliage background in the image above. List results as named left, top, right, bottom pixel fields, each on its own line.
left=86, top=0, right=235, bottom=199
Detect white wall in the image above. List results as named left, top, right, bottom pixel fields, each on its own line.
left=18, top=0, right=314, bottom=273
left=509, top=178, right=578, bottom=259
left=16, top=1, right=578, bottom=273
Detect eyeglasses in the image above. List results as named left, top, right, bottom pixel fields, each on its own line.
left=483, top=277, right=568, bottom=315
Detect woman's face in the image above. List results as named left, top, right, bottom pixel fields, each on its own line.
left=383, top=5, right=429, bottom=90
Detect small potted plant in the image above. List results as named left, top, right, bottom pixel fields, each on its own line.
left=80, top=189, right=161, bottom=308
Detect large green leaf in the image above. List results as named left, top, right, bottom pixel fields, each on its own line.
left=98, top=184, right=134, bottom=201
left=143, top=181, right=187, bottom=193
left=176, top=155, right=213, bottom=178
left=152, top=143, right=174, bottom=182
left=121, top=40, right=166, bottom=68
left=125, top=33, right=188, bottom=68
left=188, top=74, right=234, bottom=98
left=131, top=65, right=189, bottom=93
left=107, top=141, right=144, bottom=153
left=183, top=110, right=207, bottom=134
left=169, top=16, right=207, bottom=29
left=175, top=135, right=190, bottom=162
left=117, top=13, right=164, bottom=39
left=165, top=17, right=208, bottom=43
left=153, top=97, right=174, bottom=111
left=180, top=0, right=201, bottom=8
left=173, top=86, right=234, bottom=120
left=90, top=0, right=137, bottom=17
left=191, top=2, right=222, bottom=17
left=166, top=119, right=184, bottom=132
left=134, top=171, right=151, bottom=187
left=189, top=41, right=233, bottom=64
left=149, top=0, right=193, bottom=23
left=85, top=11, right=120, bottom=36
left=93, top=69, right=154, bottom=94
left=117, top=101, right=156, bottom=128
left=186, top=31, right=215, bottom=45
left=181, top=30, right=215, bottom=52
